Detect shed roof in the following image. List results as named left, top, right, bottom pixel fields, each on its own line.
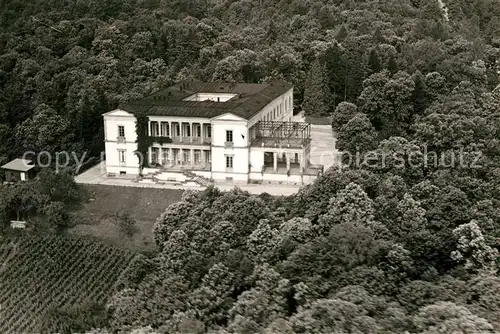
left=119, top=80, right=293, bottom=120
left=1, top=159, right=35, bottom=172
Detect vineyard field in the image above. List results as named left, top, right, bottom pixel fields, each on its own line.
left=0, top=234, right=135, bottom=333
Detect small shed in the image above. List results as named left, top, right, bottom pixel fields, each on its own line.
left=1, top=158, right=36, bottom=182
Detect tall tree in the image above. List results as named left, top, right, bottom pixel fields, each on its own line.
left=336, top=113, right=378, bottom=154
left=368, top=49, right=382, bottom=74
left=302, top=58, right=331, bottom=116
left=323, top=44, right=346, bottom=108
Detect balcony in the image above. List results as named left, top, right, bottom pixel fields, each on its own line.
left=251, top=137, right=310, bottom=149
left=249, top=121, right=311, bottom=149
left=151, top=136, right=211, bottom=146
left=224, top=141, right=234, bottom=149
left=117, top=136, right=126, bottom=143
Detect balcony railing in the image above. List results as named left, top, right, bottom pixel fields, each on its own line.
left=117, top=136, right=126, bottom=143
left=161, top=137, right=211, bottom=145
left=224, top=141, right=234, bottom=149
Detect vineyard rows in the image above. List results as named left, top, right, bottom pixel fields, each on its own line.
left=0, top=234, right=135, bottom=333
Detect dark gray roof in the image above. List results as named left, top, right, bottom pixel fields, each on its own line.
left=119, top=80, right=293, bottom=120
left=1, top=159, right=35, bottom=172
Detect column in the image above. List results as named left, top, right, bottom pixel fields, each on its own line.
left=148, top=120, right=151, bottom=136
left=190, top=149, right=194, bottom=166
left=201, top=123, right=204, bottom=143
left=273, top=152, right=278, bottom=173
left=169, top=148, right=173, bottom=166
left=148, top=147, right=152, bottom=165
left=190, top=122, right=193, bottom=143
left=286, top=152, right=290, bottom=171
left=169, top=122, right=172, bottom=138
left=201, top=149, right=205, bottom=167
left=158, top=147, right=163, bottom=165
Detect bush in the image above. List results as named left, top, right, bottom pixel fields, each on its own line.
left=113, top=212, right=138, bottom=238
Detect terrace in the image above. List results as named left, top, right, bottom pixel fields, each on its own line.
left=249, top=121, right=311, bottom=149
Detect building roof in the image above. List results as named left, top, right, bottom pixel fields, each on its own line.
left=119, top=80, right=293, bottom=120
left=1, top=158, right=35, bottom=172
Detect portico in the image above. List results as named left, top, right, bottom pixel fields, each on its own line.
left=149, top=146, right=211, bottom=170
left=149, top=120, right=211, bottom=145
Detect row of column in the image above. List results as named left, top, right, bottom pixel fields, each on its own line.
left=272, top=151, right=305, bottom=172
left=149, top=147, right=210, bottom=166
left=149, top=121, right=210, bottom=143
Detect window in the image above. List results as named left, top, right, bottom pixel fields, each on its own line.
left=226, top=130, right=233, bottom=142
left=118, top=150, right=126, bottom=163
left=197, top=125, right=201, bottom=137
left=226, top=155, right=233, bottom=168
left=161, top=122, right=169, bottom=137
left=150, top=122, right=159, bottom=136
left=207, top=125, right=212, bottom=138
left=186, top=124, right=191, bottom=137
left=176, top=124, right=181, bottom=136
left=118, top=126, right=125, bottom=137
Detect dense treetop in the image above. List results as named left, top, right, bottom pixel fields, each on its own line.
left=1, top=0, right=500, bottom=333
left=0, top=0, right=499, bottom=163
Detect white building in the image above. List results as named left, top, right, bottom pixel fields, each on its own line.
left=103, top=80, right=323, bottom=185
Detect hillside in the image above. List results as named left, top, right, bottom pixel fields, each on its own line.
left=0, top=0, right=499, bottom=164
left=0, top=0, right=499, bottom=332
left=0, top=234, right=135, bottom=333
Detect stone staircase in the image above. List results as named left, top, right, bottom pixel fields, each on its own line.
left=134, top=168, right=212, bottom=187
left=182, top=170, right=212, bottom=187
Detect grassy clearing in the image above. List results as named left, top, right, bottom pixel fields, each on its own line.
left=305, top=115, right=332, bottom=125
left=70, top=185, right=183, bottom=252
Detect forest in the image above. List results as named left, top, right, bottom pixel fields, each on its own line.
left=1, top=0, right=500, bottom=332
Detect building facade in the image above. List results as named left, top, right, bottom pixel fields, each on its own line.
left=103, top=80, right=322, bottom=184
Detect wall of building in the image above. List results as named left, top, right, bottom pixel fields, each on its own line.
left=211, top=146, right=249, bottom=175
left=104, top=110, right=140, bottom=175
left=104, top=110, right=138, bottom=142
left=248, top=87, right=293, bottom=128
left=212, top=170, right=249, bottom=183
left=211, top=113, right=250, bottom=176
left=249, top=149, right=264, bottom=173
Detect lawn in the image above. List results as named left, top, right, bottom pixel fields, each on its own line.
left=305, top=115, right=332, bottom=125
left=69, top=185, right=184, bottom=252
